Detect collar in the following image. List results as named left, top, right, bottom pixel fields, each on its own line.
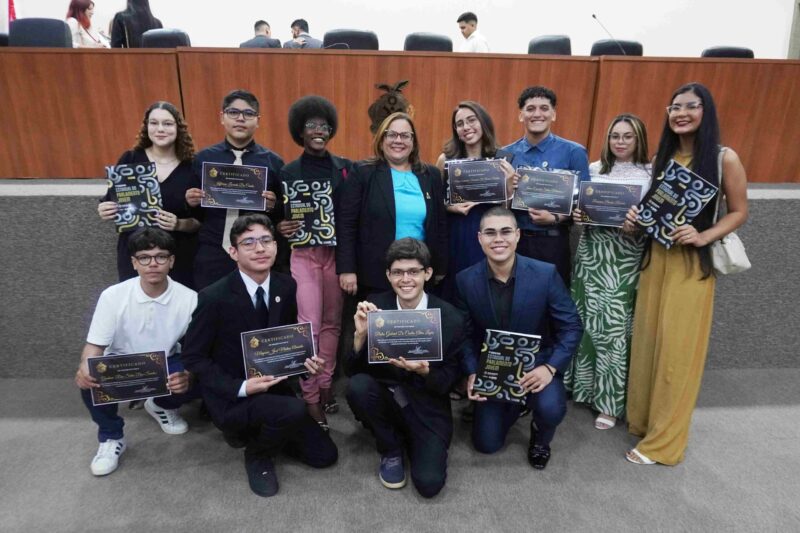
left=467, top=31, right=482, bottom=41
left=487, top=256, right=517, bottom=282
left=396, top=292, right=428, bottom=310
left=134, top=276, right=174, bottom=305
left=239, top=271, right=271, bottom=303
left=224, top=138, right=258, bottom=153
left=520, top=132, right=555, bottom=153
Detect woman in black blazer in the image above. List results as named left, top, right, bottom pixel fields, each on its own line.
left=337, top=112, right=448, bottom=296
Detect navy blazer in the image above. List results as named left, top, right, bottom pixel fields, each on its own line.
left=454, top=254, right=582, bottom=375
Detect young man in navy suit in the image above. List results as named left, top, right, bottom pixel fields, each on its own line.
left=454, top=206, right=582, bottom=469
left=181, top=213, right=337, bottom=497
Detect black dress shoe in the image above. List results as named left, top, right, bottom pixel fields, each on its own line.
left=527, top=424, right=551, bottom=469
left=244, top=453, right=279, bottom=497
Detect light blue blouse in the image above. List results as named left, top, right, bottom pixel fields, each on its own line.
left=391, top=168, right=426, bottom=241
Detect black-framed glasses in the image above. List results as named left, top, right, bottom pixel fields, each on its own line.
left=304, top=122, right=333, bottom=134
left=134, top=254, right=172, bottom=266
left=237, top=236, right=275, bottom=250
left=388, top=268, right=425, bottom=279
left=384, top=131, right=414, bottom=142
left=479, top=228, right=516, bottom=239
left=224, top=108, right=259, bottom=120
left=666, top=102, right=703, bottom=115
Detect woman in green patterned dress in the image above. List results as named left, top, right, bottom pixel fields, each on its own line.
left=565, top=114, right=651, bottom=430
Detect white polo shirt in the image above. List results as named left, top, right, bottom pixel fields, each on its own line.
left=86, top=277, right=198, bottom=357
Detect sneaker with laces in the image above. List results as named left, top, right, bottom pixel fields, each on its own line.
left=90, top=438, right=126, bottom=476
left=144, top=398, right=188, bottom=435
left=379, top=453, right=406, bottom=489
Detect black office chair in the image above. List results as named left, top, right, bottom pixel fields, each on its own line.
left=701, top=46, right=754, bottom=58
left=528, top=35, right=571, bottom=55
left=0, top=33, right=8, bottom=47
left=9, top=18, right=72, bottom=47
left=323, top=29, right=379, bottom=50
left=141, top=28, right=191, bottom=48
left=404, top=32, right=452, bottom=52
left=590, top=39, right=642, bottom=56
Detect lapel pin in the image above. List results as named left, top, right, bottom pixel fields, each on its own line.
left=275, top=296, right=281, bottom=303
left=426, top=192, right=431, bottom=200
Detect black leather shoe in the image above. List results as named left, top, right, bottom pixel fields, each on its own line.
left=244, top=453, right=279, bottom=497
left=527, top=424, right=551, bottom=469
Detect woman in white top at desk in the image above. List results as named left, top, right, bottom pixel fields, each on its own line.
left=66, top=0, right=109, bottom=48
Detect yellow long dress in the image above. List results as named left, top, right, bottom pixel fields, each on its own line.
left=626, top=154, right=716, bottom=465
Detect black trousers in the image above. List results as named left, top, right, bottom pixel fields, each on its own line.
left=517, top=228, right=572, bottom=286
left=346, top=373, right=448, bottom=498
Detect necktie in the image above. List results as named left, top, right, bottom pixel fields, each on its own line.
left=255, top=286, right=269, bottom=328
left=221, top=149, right=246, bottom=250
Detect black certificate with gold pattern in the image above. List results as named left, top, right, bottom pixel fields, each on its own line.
left=240, top=322, right=315, bottom=378
left=367, top=309, right=443, bottom=364
left=511, top=168, right=577, bottom=215
left=577, top=182, right=643, bottom=227
left=282, top=178, right=336, bottom=248
left=105, top=162, right=162, bottom=233
left=88, top=351, right=170, bottom=406
left=447, top=159, right=507, bottom=205
left=201, top=162, right=267, bottom=210
left=473, top=330, right=541, bottom=404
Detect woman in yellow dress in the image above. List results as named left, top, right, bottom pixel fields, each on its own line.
left=625, top=82, right=748, bottom=465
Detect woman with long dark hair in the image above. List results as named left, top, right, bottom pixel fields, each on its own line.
left=565, top=114, right=651, bottom=431
left=110, top=0, right=163, bottom=48
left=625, top=83, right=748, bottom=465
left=65, top=0, right=109, bottom=48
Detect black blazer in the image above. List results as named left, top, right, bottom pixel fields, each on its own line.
left=181, top=269, right=298, bottom=423
left=344, top=291, right=465, bottom=445
left=336, top=160, right=448, bottom=291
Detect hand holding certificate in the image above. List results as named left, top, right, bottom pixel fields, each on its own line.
left=105, top=163, right=163, bottom=233
left=201, top=162, right=268, bottom=210
left=577, top=182, right=643, bottom=227
left=282, top=178, right=337, bottom=248
left=241, top=322, right=316, bottom=379
left=472, top=330, right=541, bottom=404
left=446, top=159, right=508, bottom=205
left=367, top=309, right=443, bottom=364
left=88, top=351, right=170, bottom=406
left=511, top=168, right=577, bottom=215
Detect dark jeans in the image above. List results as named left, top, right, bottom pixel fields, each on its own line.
left=347, top=373, right=448, bottom=498
left=517, top=228, right=572, bottom=286
left=472, top=376, right=567, bottom=454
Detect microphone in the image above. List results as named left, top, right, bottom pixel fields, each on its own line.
left=592, top=14, right=627, bottom=55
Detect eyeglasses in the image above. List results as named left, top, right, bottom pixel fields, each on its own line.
left=134, top=254, right=172, bottom=266
left=148, top=120, right=176, bottom=129
left=609, top=133, right=636, bottom=143
left=666, top=102, right=703, bottom=114
left=388, top=267, right=425, bottom=279
left=236, top=235, right=275, bottom=249
left=455, top=115, right=480, bottom=130
left=479, top=228, right=517, bottom=239
left=384, top=131, right=414, bottom=142
left=223, top=108, right=259, bottom=120
left=305, top=122, right=333, bottom=134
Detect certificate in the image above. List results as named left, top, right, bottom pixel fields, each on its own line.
left=240, top=322, right=315, bottom=379
left=88, top=351, right=170, bottom=406
left=473, top=330, right=541, bottom=404
left=105, top=162, right=162, bottom=233
left=367, top=309, right=443, bottom=364
left=282, top=178, right=336, bottom=248
left=447, top=159, right=507, bottom=204
left=201, top=162, right=267, bottom=210
left=636, top=159, right=718, bottom=248
left=511, top=168, right=577, bottom=215
left=577, top=182, right=643, bottom=227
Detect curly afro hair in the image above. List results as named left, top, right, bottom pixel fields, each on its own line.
left=287, top=95, right=338, bottom=147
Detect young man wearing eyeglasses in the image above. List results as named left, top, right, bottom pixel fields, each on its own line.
left=185, top=89, right=286, bottom=290
left=346, top=238, right=465, bottom=498
left=75, top=228, right=199, bottom=476
left=453, top=207, right=582, bottom=470
left=181, top=213, right=337, bottom=497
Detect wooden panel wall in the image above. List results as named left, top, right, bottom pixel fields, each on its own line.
left=176, top=48, right=598, bottom=165
left=0, top=49, right=182, bottom=179
left=589, top=56, right=800, bottom=183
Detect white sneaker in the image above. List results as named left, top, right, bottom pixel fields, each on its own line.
left=90, top=438, right=126, bottom=476
left=144, top=398, right=188, bottom=435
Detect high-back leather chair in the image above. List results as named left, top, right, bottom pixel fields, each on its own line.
left=528, top=35, right=571, bottom=55
left=141, top=28, right=191, bottom=48
left=590, top=39, right=643, bottom=56
left=9, top=18, right=72, bottom=47
left=404, top=32, right=452, bottom=52
left=323, top=29, right=379, bottom=50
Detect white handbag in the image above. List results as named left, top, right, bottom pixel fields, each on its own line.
left=710, top=147, right=751, bottom=275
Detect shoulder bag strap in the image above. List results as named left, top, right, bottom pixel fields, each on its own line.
left=713, top=146, right=728, bottom=223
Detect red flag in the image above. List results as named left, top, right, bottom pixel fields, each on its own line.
left=9, top=0, right=16, bottom=22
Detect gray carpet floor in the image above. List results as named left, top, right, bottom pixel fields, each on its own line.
left=1, top=369, right=798, bottom=532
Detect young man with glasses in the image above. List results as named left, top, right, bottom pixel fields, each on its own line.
left=346, top=238, right=465, bottom=498
left=181, top=213, right=337, bottom=497
left=75, top=228, right=199, bottom=476
left=185, top=89, right=286, bottom=290
left=453, top=207, right=582, bottom=470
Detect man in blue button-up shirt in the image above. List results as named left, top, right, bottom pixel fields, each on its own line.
left=503, top=86, right=589, bottom=285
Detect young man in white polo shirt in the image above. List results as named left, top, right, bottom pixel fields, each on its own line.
left=75, top=228, right=198, bottom=476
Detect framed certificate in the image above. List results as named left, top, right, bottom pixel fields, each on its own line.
left=282, top=178, right=337, bottom=248
left=105, top=162, right=162, bottom=233
left=367, top=309, right=443, bottom=364
left=447, top=159, right=507, bottom=205
left=240, top=322, right=315, bottom=379
left=511, top=168, right=577, bottom=215
left=577, top=181, right=643, bottom=227
left=88, top=351, right=170, bottom=406
left=201, top=162, right=268, bottom=210
left=636, top=159, right=718, bottom=248
left=473, top=330, right=541, bottom=404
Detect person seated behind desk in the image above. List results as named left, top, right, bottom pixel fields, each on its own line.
left=240, top=20, right=282, bottom=48
left=346, top=238, right=466, bottom=498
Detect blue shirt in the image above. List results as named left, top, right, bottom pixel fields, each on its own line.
left=391, top=168, right=426, bottom=241
left=503, top=133, right=590, bottom=231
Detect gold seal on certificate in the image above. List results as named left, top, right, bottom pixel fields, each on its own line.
left=201, top=162, right=268, bottom=210
left=240, top=322, right=315, bottom=378
left=88, top=351, right=170, bottom=406
left=511, top=168, right=577, bottom=215
left=446, top=159, right=507, bottom=205
left=367, top=309, right=443, bottom=364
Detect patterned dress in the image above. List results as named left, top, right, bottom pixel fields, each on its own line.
left=564, top=161, right=651, bottom=417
